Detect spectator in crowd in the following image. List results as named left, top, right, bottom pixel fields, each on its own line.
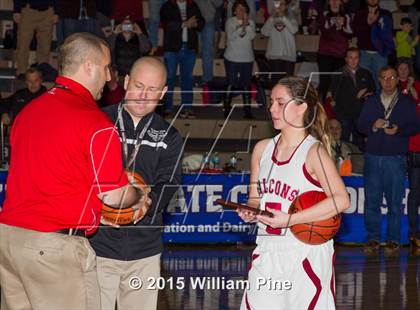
left=0, top=32, right=145, bottom=310
left=352, top=0, right=394, bottom=89
left=329, top=118, right=352, bottom=167
left=13, top=0, right=59, bottom=78
left=111, top=0, right=147, bottom=34
left=98, top=65, right=125, bottom=107
left=226, top=0, right=256, bottom=21
left=395, top=17, right=419, bottom=60
left=55, top=0, right=98, bottom=46
left=90, top=57, right=183, bottom=310
left=330, top=47, right=375, bottom=150
left=261, top=0, right=298, bottom=85
left=317, top=0, right=352, bottom=102
left=0, top=67, right=46, bottom=125
left=160, top=0, right=205, bottom=118
left=108, top=16, right=151, bottom=76
left=358, top=66, right=420, bottom=256
left=397, top=57, right=420, bottom=101
left=195, top=0, right=223, bottom=85
left=224, top=0, right=256, bottom=119
left=149, top=0, right=166, bottom=55
left=396, top=57, right=420, bottom=248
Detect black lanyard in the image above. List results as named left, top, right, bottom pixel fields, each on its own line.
left=117, top=102, right=153, bottom=170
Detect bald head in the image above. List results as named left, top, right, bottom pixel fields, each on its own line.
left=123, top=57, right=168, bottom=122
left=129, top=57, right=167, bottom=87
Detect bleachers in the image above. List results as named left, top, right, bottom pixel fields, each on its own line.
left=0, top=0, right=414, bottom=169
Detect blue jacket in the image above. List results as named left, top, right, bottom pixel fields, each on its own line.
left=358, top=92, right=420, bottom=156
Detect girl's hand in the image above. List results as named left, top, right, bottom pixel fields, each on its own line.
left=237, top=209, right=257, bottom=223
left=256, top=207, right=292, bottom=228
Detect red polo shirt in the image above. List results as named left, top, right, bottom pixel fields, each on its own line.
left=0, top=76, right=128, bottom=234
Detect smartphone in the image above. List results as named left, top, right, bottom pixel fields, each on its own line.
left=122, top=23, right=133, bottom=32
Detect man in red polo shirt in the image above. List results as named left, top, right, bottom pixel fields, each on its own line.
left=0, top=33, right=145, bottom=309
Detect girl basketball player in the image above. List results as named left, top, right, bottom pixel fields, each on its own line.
left=238, top=76, right=350, bottom=309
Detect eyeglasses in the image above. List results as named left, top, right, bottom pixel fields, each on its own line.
left=380, top=76, right=397, bottom=81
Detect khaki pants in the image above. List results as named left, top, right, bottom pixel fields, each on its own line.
left=96, top=254, right=161, bottom=310
left=0, top=224, right=101, bottom=310
left=15, top=6, right=54, bottom=75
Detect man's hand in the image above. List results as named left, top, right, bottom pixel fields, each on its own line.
left=356, top=88, right=368, bottom=99
left=133, top=23, right=142, bottom=34
left=100, top=215, right=120, bottom=228
left=384, top=124, right=398, bottom=135
left=132, top=196, right=152, bottom=224
left=373, top=118, right=387, bottom=129
left=13, top=13, right=21, bottom=24
left=336, top=16, right=344, bottom=29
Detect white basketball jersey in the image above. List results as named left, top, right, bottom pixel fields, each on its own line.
left=255, top=134, right=323, bottom=244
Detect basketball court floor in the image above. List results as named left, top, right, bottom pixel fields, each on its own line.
left=156, top=245, right=420, bottom=310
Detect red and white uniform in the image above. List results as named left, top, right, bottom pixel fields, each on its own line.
left=241, top=134, right=336, bottom=310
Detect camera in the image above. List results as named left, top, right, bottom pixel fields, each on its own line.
left=122, top=23, right=133, bottom=32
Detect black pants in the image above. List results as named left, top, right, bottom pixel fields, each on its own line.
left=317, top=53, right=345, bottom=102
left=269, top=59, right=295, bottom=86
left=408, top=151, right=420, bottom=238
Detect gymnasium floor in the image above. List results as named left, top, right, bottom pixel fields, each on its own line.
left=157, top=245, right=420, bottom=310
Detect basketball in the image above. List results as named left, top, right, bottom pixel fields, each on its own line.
left=101, top=171, right=150, bottom=225
left=288, top=191, right=341, bottom=245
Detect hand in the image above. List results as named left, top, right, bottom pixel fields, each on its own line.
left=243, top=13, right=249, bottom=26
left=102, top=26, right=113, bottom=37
left=356, top=88, right=367, bottom=99
left=415, top=35, right=420, bottom=43
left=237, top=209, right=257, bottom=223
left=373, top=118, right=387, bottom=129
left=114, top=24, right=123, bottom=34
left=384, top=124, right=398, bottom=135
left=100, top=215, right=120, bottom=228
left=132, top=195, right=152, bottom=224
left=336, top=16, right=344, bottom=29
left=408, top=76, right=414, bottom=87
left=1, top=113, right=10, bottom=126
left=132, top=23, right=142, bottom=34
left=256, top=207, right=292, bottom=229
left=13, top=13, right=21, bottom=24
left=52, top=14, right=59, bottom=24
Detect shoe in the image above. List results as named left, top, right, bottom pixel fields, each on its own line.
left=364, top=239, right=380, bottom=256
left=409, top=236, right=420, bottom=248
left=186, top=110, right=196, bottom=119
left=179, top=110, right=188, bottom=118
left=384, top=240, right=400, bottom=257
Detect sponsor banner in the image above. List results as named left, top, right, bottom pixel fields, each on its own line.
left=0, top=172, right=417, bottom=244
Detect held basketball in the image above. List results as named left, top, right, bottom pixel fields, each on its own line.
left=288, top=191, right=341, bottom=245
left=101, top=171, right=150, bottom=225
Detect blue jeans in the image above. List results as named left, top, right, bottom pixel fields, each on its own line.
left=359, top=50, right=388, bottom=91
left=337, top=117, right=365, bottom=151
left=407, top=152, right=420, bottom=238
left=56, top=18, right=98, bottom=46
left=200, top=21, right=215, bottom=83
left=164, top=45, right=196, bottom=111
left=363, top=154, right=406, bottom=243
left=148, top=0, right=165, bottom=48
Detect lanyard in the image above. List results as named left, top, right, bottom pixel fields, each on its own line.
left=382, top=92, right=398, bottom=120
left=117, top=102, right=153, bottom=170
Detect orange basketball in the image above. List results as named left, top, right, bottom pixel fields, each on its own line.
left=101, top=171, right=150, bottom=225
left=288, top=191, right=341, bottom=245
